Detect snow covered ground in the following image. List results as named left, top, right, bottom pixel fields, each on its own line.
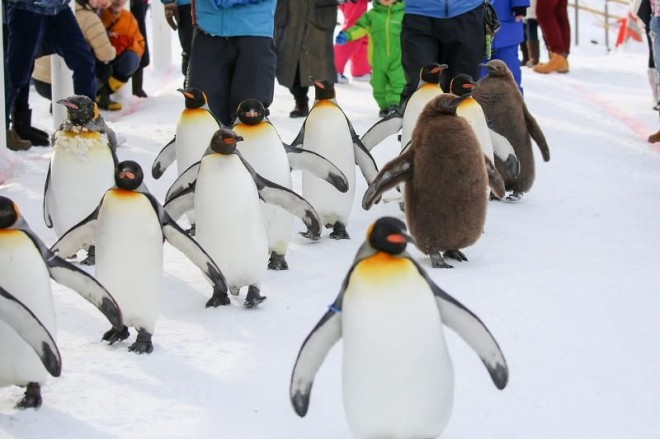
left=1, top=7, right=660, bottom=439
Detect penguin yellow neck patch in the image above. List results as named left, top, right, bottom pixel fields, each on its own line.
left=110, top=188, right=140, bottom=198
left=354, top=252, right=416, bottom=279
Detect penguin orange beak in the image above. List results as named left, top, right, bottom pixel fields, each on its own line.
left=431, top=64, right=448, bottom=74
left=119, top=171, right=136, bottom=180
left=386, top=232, right=415, bottom=245
left=309, top=76, right=325, bottom=89
left=245, top=109, right=259, bottom=118
left=177, top=88, right=195, bottom=99
left=57, top=99, right=79, bottom=110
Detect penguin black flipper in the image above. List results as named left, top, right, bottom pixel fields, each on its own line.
left=50, top=206, right=99, bottom=259
left=350, top=127, right=380, bottom=185
left=485, top=155, right=506, bottom=199
left=290, top=308, right=342, bottom=417
left=283, top=144, right=349, bottom=193
left=153, top=195, right=229, bottom=293
left=360, top=111, right=404, bottom=151
left=0, top=286, right=62, bottom=377
left=237, top=151, right=322, bottom=239
left=489, top=128, right=520, bottom=178
left=152, top=137, right=177, bottom=179
left=163, top=184, right=196, bottom=222
left=415, top=262, right=508, bottom=389
left=19, top=217, right=123, bottom=329
left=362, top=148, right=414, bottom=210
left=165, top=161, right=201, bottom=203
left=43, top=164, right=53, bottom=228
left=523, top=105, right=550, bottom=162
left=289, top=119, right=307, bottom=149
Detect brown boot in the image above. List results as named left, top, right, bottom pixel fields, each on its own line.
left=7, top=129, right=32, bottom=151
left=648, top=129, right=660, bottom=143
left=533, top=52, right=569, bottom=74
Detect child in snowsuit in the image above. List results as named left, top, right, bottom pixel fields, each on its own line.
left=480, top=0, right=529, bottom=91
left=335, top=0, right=406, bottom=117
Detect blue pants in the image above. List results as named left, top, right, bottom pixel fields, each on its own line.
left=5, top=5, right=95, bottom=125
left=481, top=44, right=523, bottom=92
left=111, top=50, right=141, bottom=83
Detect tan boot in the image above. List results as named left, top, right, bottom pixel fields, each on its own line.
left=648, top=129, right=660, bottom=143
left=533, top=53, right=569, bottom=74
left=6, top=129, right=32, bottom=151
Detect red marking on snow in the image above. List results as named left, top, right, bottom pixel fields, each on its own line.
left=568, top=80, right=660, bottom=155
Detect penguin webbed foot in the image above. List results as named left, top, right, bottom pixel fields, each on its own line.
left=186, top=224, right=196, bottom=236
left=206, top=287, right=231, bottom=307
left=506, top=191, right=524, bottom=201
left=244, top=286, right=266, bottom=308
left=128, top=329, right=153, bottom=354
left=329, top=222, right=350, bottom=240
left=298, top=229, right=321, bottom=241
left=102, top=325, right=130, bottom=345
left=444, top=249, right=468, bottom=262
left=268, top=252, right=289, bottom=270
left=430, top=253, right=454, bottom=269
left=79, top=246, right=96, bottom=266
left=15, top=383, right=42, bottom=409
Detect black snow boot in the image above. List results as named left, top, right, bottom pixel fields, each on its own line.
left=12, top=109, right=49, bottom=146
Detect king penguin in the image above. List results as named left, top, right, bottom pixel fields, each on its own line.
left=51, top=161, right=229, bottom=353
left=473, top=59, right=551, bottom=200
left=164, top=128, right=322, bottom=307
left=232, top=99, right=348, bottom=270
left=289, top=78, right=378, bottom=239
left=360, top=63, right=448, bottom=152
left=290, top=217, right=508, bottom=439
left=0, top=196, right=122, bottom=408
left=363, top=93, right=506, bottom=268
left=151, top=87, right=222, bottom=234
left=44, top=95, right=118, bottom=265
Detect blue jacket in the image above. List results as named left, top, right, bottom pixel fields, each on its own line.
left=161, top=0, right=191, bottom=7
left=7, top=0, right=70, bottom=16
left=492, top=0, right=529, bottom=49
left=405, top=0, right=484, bottom=19
left=194, top=0, right=275, bottom=37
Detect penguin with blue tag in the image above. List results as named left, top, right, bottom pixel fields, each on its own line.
left=45, top=95, right=118, bottom=265
left=233, top=99, right=348, bottom=270
left=0, top=196, right=122, bottom=408
left=51, top=161, right=229, bottom=353
left=290, top=217, right=508, bottom=439
left=164, top=128, right=322, bottom=308
left=289, top=78, right=378, bottom=240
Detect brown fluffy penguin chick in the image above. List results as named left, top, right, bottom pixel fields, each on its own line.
left=362, top=93, right=505, bottom=268
left=473, top=59, right=550, bottom=200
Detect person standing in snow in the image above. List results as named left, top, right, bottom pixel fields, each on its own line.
left=187, top=0, right=276, bottom=126
left=335, top=0, right=406, bottom=117
left=335, top=0, right=372, bottom=83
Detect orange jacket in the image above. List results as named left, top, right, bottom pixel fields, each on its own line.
left=101, top=8, right=145, bottom=58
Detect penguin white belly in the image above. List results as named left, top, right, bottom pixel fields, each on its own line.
left=175, top=110, right=219, bottom=175
left=0, top=232, right=56, bottom=387
left=342, top=257, right=453, bottom=439
left=49, top=133, right=115, bottom=237
left=235, top=124, right=293, bottom=254
left=301, top=103, right=356, bottom=226
left=95, top=191, right=163, bottom=333
left=195, top=155, right=268, bottom=289
left=458, top=100, right=494, bottom=161
left=401, top=86, right=443, bottom=149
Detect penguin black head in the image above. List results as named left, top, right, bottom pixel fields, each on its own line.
left=428, top=93, right=471, bottom=115
left=449, top=74, right=478, bottom=96
left=115, top=160, right=144, bottom=190
left=0, top=196, right=19, bottom=229
left=367, top=217, right=415, bottom=255
left=309, top=76, right=336, bottom=101
left=479, top=59, right=512, bottom=78
left=236, top=99, right=267, bottom=125
left=209, top=128, right=244, bottom=154
left=419, top=63, right=448, bottom=86
left=178, top=87, right=207, bottom=109
left=57, top=95, right=98, bottom=126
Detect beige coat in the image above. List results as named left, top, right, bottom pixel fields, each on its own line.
left=32, top=3, right=116, bottom=84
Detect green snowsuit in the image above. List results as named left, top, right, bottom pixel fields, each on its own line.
left=344, top=0, right=406, bottom=111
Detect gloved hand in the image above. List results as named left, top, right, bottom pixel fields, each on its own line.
left=512, top=6, right=527, bottom=21
left=335, top=31, right=349, bottom=45
left=164, top=2, right=179, bottom=30
left=109, top=34, right=134, bottom=56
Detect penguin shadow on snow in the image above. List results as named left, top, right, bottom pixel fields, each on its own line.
left=0, top=405, right=118, bottom=437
